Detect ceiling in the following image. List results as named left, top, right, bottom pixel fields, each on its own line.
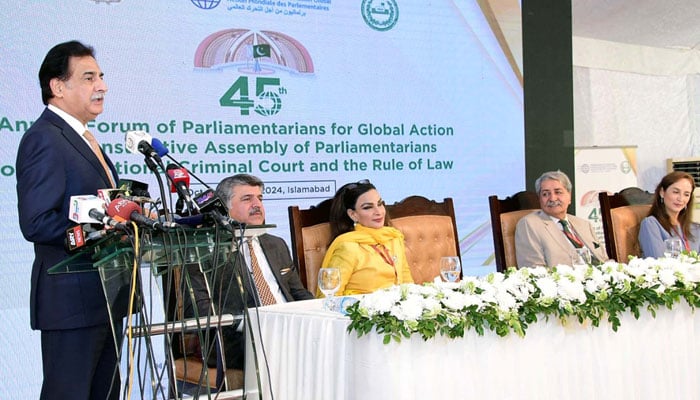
left=571, top=0, right=700, bottom=50
left=480, top=0, right=700, bottom=82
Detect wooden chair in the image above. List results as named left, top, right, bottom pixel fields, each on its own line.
left=488, top=191, right=540, bottom=272
left=598, top=187, right=654, bottom=262
left=288, top=199, right=333, bottom=295
left=387, top=196, right=460, bottom=283
left=288, top=196, right=461, bottom=292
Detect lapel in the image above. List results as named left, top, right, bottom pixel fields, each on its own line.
left=569, top=217, right=594, bottom=249
left=44, top=109, right=115, bottom=188
left=257, top=234, right=294, bottom=301
left=537, top=210, right=573, bottom=253
left=257, top=234, right=284, bottom=283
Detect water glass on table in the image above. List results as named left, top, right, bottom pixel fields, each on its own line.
left=664, top=238, right=682, bottom=259
left=439, top=256, right=461, bottom=282
left=318, top=267, right=341, bottom=310
left=571, top=248, right=591, bottom=267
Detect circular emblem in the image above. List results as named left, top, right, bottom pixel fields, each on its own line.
left=255, top=91, right=282, bottom=116
left=190, top=0, right=220, bottom=10
left=361, top=0, right=399, bottom=32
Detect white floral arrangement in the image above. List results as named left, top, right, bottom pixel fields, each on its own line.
left=346, top=254, right=700, bottom=344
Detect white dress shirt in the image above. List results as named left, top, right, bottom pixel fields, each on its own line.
left=244, top=236, right=287, bottom=304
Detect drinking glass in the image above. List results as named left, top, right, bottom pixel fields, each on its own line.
left=664, top=238, right=682, bottom=259
left=317, top=268, right=341, bottom=310
left=571, top=248, right=591, bottom=267
left=439, top=256, right=461, bottom=282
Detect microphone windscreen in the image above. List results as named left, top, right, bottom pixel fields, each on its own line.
left=151, top=138, right=169, bottom=157
left=68, top=195, right=108, bottom=224
left=65, top=225, right=86, bottom=252
left=194, top=189, right=228, bottom=215
left=107, top=198, right=143, bottom=221
left=124, top=130, right=152, bottom=154
left=167, top=168, right=190, bottom=193
left=118, top=179, right=150, bottom=197
left=174, top=213, right=207, bottom=227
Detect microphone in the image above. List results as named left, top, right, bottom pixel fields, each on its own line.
left=151, top=137, right=169, bottom=157
left=138, top=141, right=162, bottom=163
left=152, top=138, right=215, bottom=193
left=89, top=208, right=127, bottom=229
left=69, top=195, right=124, bottom=228
left=65, top=224, right=86, bottom=252
left=96, top=188, right=125, bottom=204
left=65, top=224, right=110, bottom=253
left=124, top=130, right=150, bottom=153
left=118, top=179, right=151, bottom=198
left=191, top=189, right=244, bottom=232
left=117, top=195, right=156, bottom=204
left=173, top=213, right=207, bottom=228
left=166, top=164, right=197, bottom=214
left=125, top=130, right=163, bottom=166
left=107, top=198, right=178, bottom=230
left=96, top=188, right=155, bottom=206
left=193, top=189, right=228, bottom=215
left=208, top=209, right=245, bottom=233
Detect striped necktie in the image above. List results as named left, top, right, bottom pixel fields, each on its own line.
left=247, top=240, right=277, bottom=306
left=83, top=130, right=116, bottom=188
left=559, top=219, right=583, bottom=248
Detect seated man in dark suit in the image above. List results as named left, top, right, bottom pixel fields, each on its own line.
left=514, top=170, right=608, bottom=268
left=186, top=173, right=313, bottom=389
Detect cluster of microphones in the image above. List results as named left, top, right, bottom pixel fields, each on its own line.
left=64, top=130, right=239, bottom=253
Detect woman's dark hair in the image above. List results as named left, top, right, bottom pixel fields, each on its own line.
left=328, top=179, right=391, bottom=242
left=648, top=171, right=696, bottom=240
left=39, top=41, right=95, bottom=105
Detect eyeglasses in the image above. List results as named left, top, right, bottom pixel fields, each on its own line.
left=344, top=179, right=371, bottom=190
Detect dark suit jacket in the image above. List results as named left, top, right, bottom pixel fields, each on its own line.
left=16, top=108, right=125, bottom=330
left=184, top=233, right=313, bottom=369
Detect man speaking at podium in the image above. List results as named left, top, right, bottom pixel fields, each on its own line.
left=16, top=41, right=125, bottom=400
left=190, top=174, right=313, bottom=389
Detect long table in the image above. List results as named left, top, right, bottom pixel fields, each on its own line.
left=244, top=298, right=700, bottom=400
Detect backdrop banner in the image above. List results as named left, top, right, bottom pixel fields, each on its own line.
left=574, top=146, right=639, bottom=248
left=0, top=1, right=524, bottom=397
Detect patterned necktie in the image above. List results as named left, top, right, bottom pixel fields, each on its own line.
left=559, top=219, right=583, bottom=248
left=247, top=240, right=277, bottom=306
left=83, top=130, right=116, bottom=188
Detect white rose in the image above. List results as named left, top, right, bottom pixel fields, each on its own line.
left=391, top=296, right=423, bottom=321
left=558, top=278, right=586, bottom=303
left=535, top=276, right=558, bottom=299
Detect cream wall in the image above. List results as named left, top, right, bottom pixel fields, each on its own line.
left=573, top=37, right=700, bottom=191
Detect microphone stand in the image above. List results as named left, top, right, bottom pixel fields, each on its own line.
left=163, top=154, right=210, bottom=190
left=163, top=169, right=198, bottom=218
left=211, top=218, right=270, bottom=399
left=142, top=155, right=172, bottom=222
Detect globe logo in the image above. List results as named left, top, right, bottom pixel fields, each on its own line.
left=255, top=91, right=282, bottom=116
left=191, top=0, right=220, bottom=10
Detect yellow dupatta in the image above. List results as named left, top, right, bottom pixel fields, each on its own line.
left=321, top=224, right=404, bottom=267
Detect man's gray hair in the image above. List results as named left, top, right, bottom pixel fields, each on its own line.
left=215, top=174, right=264, bottom=208
left=535, top=170, right=572, bottom=194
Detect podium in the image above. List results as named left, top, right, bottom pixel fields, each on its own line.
left=49, top=223, right=273, bottom=399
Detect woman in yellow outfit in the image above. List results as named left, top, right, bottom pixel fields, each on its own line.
left=318, top=180, right=414, bottom=296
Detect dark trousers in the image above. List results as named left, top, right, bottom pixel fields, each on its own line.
left=40, top=323, right=121, bottom=400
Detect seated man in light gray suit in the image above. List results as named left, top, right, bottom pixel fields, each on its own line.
left=514, top=170, right=608, bottom=267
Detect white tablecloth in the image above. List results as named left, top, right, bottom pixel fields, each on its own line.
left=245, top=298, right=700, bottom=400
